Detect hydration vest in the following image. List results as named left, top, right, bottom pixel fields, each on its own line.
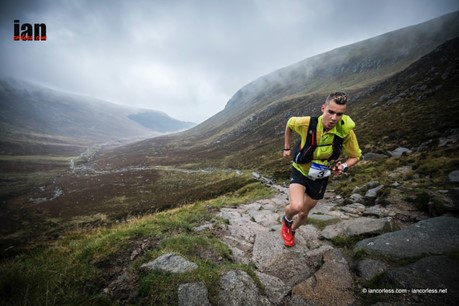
left=292, top=117, right=343, bottom=164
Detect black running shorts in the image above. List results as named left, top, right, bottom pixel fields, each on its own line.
left=290, top=167, right=329, bottom=200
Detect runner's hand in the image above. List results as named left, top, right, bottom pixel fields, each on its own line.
left=332, top=161, right=343, bottom=175
left=283, top=149, right=291, bottom=159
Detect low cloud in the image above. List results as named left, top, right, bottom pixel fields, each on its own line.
left=1, top=0, right=458, bottom=122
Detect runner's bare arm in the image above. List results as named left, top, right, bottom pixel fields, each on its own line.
left=283, top=123, right=292, bottom=158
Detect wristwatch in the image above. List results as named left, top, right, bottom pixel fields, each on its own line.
left=341, top=162, right=348, bottom=173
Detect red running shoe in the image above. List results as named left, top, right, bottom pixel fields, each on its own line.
left=281, top=218, right=295, bottom=247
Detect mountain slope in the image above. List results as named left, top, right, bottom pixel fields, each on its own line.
left=128, top=111, right=194, bottom=133
left=350, top=37, right=459, bottom=149
left=93, top=11, right=459, bottom=174
left=2, top=13, right=458, bottom=261
left=0, top=79, right=195, bottom=154
left=185, top=11, right=459, bottom=143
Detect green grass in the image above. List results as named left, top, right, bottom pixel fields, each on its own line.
left=331, top=146, right=459, bottom=200
left=331, top=235, right=371, bottom=249
left=0, top=181, right=273, bottom=306
left=2, top=33, right=459, bottom=306
left=307, top=218, right=340, bottom=230
left=1, top=166, right=270, bottom=253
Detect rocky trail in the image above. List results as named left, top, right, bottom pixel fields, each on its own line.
left=108, top=172, right=459, bottom=305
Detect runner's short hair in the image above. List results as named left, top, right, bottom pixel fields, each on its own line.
left=325, top=92, right=348, bottom=105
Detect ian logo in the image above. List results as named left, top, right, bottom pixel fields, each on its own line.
left=13, top=20, right=47, bottom=41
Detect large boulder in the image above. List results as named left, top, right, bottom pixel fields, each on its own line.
left=255, top=271, right=290, bottom=305
left=382, top=256, right=459, bottom=305
left=257, top=251, right=313, bottom=288
left=354, top=216, right=459, bottom=259
left=217, top=270, right=272, bottom=306
left=292, top=249, right=355, bottom=305
left=321, top=217, right=394, bottom=240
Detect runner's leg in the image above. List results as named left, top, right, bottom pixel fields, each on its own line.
left=292, top=194, right=318, bottom=231
left=285, top=183, right=306, bottom=220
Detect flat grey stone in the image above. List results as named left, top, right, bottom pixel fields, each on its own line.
left=321, top=217, right=393, bottom=239
left=388, top=147, right=412, bottom=158
left=350, top=193, right=365, bottom=203
left=292, top=249, right=355, bottom=305
left=339, top=203, right=366, bottom=214
left=363, top=205, right=390, bottom=217
left=354, top=216, right=459, bottom=259
left=217, top=270, right=272, bottom=306
left=260, top=252, right=313, bottom=288
left=255, top=271, right=290, bottom=304
left=365, top=185, right=384, bottom=198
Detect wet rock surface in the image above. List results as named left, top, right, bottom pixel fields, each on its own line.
left=114, top=173, right=458, bottom=305
left=209, top=176, right=458, bottom=305
left=354, top=216, right=459, bottom=259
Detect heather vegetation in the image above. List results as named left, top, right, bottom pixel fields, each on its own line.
left=0, top=182, right=273, bottom=305
left=1, top=14, right=459, bottom=306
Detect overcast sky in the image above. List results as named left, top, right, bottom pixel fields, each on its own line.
left=1, top=0, right=458, bottom=123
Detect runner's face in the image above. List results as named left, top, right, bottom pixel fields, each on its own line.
left=321, top=101, right=346, bottom=130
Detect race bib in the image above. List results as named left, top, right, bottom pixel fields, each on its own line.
left=308, top=162, right=331, bottom=180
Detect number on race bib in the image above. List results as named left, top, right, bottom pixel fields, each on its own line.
left=308, top=162, right=331, bottom=180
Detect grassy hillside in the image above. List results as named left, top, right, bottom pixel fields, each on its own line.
left=1, top=14, right=458, bottom=306
left=92, top=36, right=459, bottom=182
left=88, top=12, right=459, bottom=172
left=56, top=33, right=458, bottom=254
left=186, top=11, right=459, bottom=140
left=2, top=16, right=456, bottom=250
left=351, top=38, right=459, bottom=149
left=0, top=182, right=273, bottom=305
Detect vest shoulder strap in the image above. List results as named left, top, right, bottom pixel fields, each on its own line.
left=292, top=117, right=318, bottom=164
left=293, top=116, right=345, bottom=163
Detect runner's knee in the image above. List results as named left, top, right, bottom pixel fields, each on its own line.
left=287, top=200, right=303, bottom=214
